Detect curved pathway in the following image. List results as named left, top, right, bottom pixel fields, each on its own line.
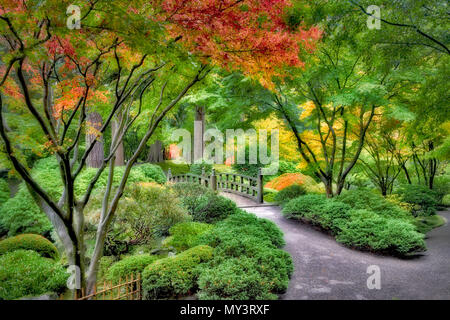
left=221, top=192, right=450, bottom=300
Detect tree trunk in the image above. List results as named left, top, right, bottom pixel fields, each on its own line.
left=193, top=106, right=205, bottom=163
left=111, top=120, right=125, bottom=166
left=402, top=163, right=412, bottom=184
left=86, top=112, right=104, bottom=168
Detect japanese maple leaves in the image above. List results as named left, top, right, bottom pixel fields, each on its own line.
left=159, top=0, right=321, bottom=87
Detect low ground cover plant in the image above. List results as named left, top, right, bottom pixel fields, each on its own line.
left=282, top=190, right=426, bottom=256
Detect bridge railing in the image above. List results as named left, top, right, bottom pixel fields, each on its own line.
left=167, top=168, right=263, bottom=203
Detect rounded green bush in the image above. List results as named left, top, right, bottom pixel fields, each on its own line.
left=107, top=254, right=159, bottom=282
left=0, top=250, right=68, bottom=300
left=274, top=184, right=306, bottom=205
left=166, top=222, right=213, bottom=252
left=197, top=257, right=277, bottom=300
left=142, top=245, right=213, bottom=299
left=442, top=194, right=450, bottom=207
left=197, top=212, right=285, bottom=248
left=395, top=184, right=440, bottom=216
left=282, top=194, right=325, bottom=219
left=133, top=164, right=167, bottom=184
left=337, top=189, right=412, bottom=220
left=0, top=234, right=59, bottom=260
left=336, top=210, right=426, bottom=255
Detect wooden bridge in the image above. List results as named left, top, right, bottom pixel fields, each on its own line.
left=167, top=168, right=264, bottom=203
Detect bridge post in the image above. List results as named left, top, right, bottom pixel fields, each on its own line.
left=210, top=169, right=217, bottom=191
left=167, top=168, right=172, bottom=181
left=257, top=168, right=263, bottom=204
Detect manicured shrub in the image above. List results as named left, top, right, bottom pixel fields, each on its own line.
left=337, top=189, right=412, bottom=220
left=274, top=184, right=306, bottom=205
left=191, top=194, right=238, bottom=223
left=142, top=245, right=213, bottom=299
left=0, top=250, right=68, bottom=300
left=442, top=194, right=450, bottom=207
left=166, top=222, right=213, bottom=252
left=197, top=257, right=277, bottom=300
left=263, top=188, right=278, bottom=203
left=395, top=184, right=440, bottom=216
left=107, top=254, right=159, bottom=282
left=0, top=178, right=10, bottom=207
left=98, top=256, right=117, bottom=281
left=310, top=200, right=352, bottom=234
left=170, top=183, right=237, bottom=223
left=265, top=173, right=324, bottom=193
left=197, top=212, right=285, bottom=248
left=282, top=194, right=326, bottom=218
left=195, top=212, right=293, bottom=300
left=133, top=164, right=167, bottom=184
left=336, top=210, right=426, bottom=255
left=0, top=234, right=59, bottom=260
left=0, top=186, right=53, bottom=237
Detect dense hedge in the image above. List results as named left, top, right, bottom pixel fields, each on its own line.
left=0, top=179, right=10, bottom=207
left=133, top=164, right=167, bottom=184
left=0, top=250, right=68, bottom=300
left=194, top=212, right=292, bottom=300
left=0, top=234, right=59, bottom=260
left=107, top=254, right=159, bottom=282
left=170, top=182, right=238, bottom=223
left=282, top=191, right=426, bottom=256
left=395, top=184, right=440, bottom=216
left=336, top=210, right=426, bottom=254
left=274, top=184, right=306, bottom=205
left=142, top=245, right=214, bottom=299
left=165, top=222, right=213, bottom=252
left=0, top=186, right=53, bottom=237
left=443, top=194, right=450, bottom=207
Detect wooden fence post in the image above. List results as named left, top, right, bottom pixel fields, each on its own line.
left=257, top=168, right=263, bottom=203
left=167, top=168, right=172, bottom=181
left=210, top=169, right=217, bottom=191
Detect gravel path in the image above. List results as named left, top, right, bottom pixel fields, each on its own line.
left=221, top=192, right=450, bottom=300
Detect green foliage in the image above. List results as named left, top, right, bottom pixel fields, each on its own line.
left=142, top=245, right=214, bottom=299
left=283, top=193, right=425, bottom=255
left=336, top=210, right=426, bottom=255
left=337, top=189, right=412, bottom=220
left=442, top=194, right=450, bottom=207
left=170, top=183, right=237, bottom=223
left=195, top=212, right=292, bottom=300
left=133, top=164, right=167, bottom=184
left=0, top=234, right=59, bottom=260
left=166, top=222, right=213, bottom=252
left=0, top=179, right=10, bottom=207
left=0, top=186, right=53, bottom=237
left=197, top=257, right=277, bottom=300
left=396, top=184, right=440, bottom=216
left=107, top=254, right=159, bottom=282
left=111, top=183, right=189, bottom=245
left=274, top=184, right=306, bottom=204
left=190, top=161, right=213, bottom=176
left=263, top=188, right=278, bottom=203
left=157, top=160, right=190, bottom=176
left=197, top=212, right=285, bottom=248
left=281, top=194, right=325, bottom=218
left=0, top=250, right=68, bottom=300
left=98, top=256, right=117, bottom=282
left=75, top=166, right=155, bottom=197
left=413, top=215, right=446, bottom=234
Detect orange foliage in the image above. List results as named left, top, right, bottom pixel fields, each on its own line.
left=265, top=173, right=316, bottom=191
